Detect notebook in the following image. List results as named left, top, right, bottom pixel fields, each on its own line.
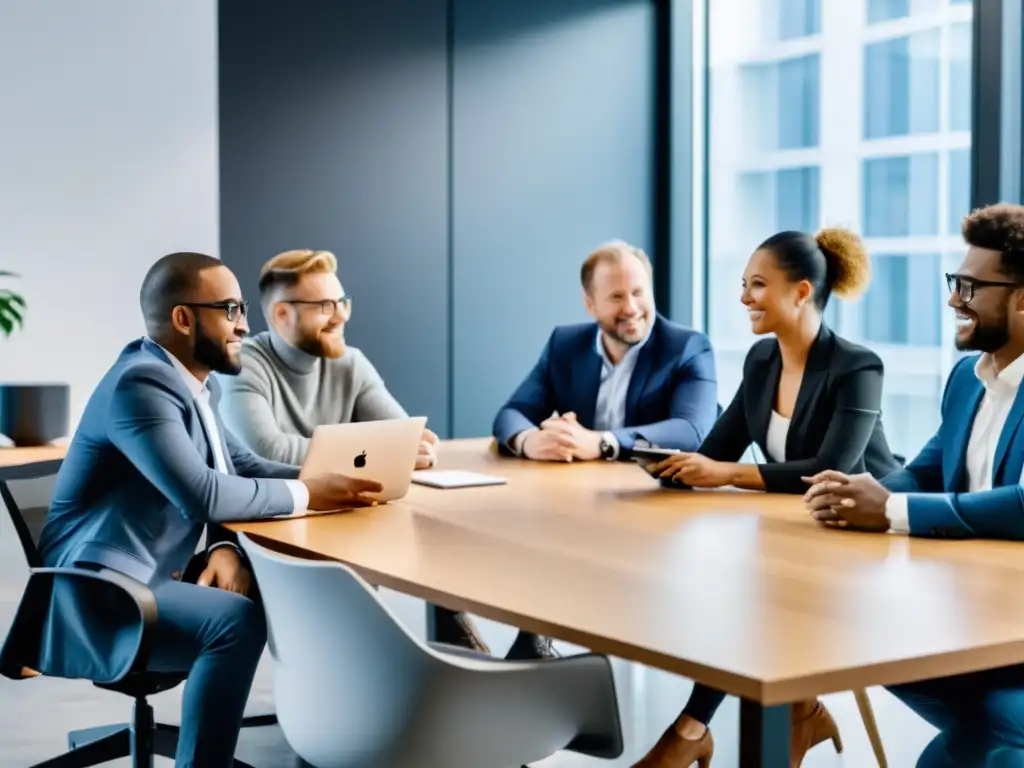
left=411, top=470, right=508, bottom=489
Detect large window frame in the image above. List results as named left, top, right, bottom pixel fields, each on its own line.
left=658, top=0, right=1024, bottom=357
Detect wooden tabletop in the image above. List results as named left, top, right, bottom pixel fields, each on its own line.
left=229, top=438, right=1024, bottom=704
left=0, top=444, right=67, bottom=479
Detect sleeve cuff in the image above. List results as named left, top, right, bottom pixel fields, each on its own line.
left=286, top=479, right=309, bottom=513
left=885, top=493, right=910, bottom=534
left=510, top=428, right=538, bottom=456
left=207, top=541, right=241, bottom=556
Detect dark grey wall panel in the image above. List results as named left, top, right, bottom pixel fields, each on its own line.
left=450, top=0, right=657, bottom=437
left=218, top=0, right=450, bottom=433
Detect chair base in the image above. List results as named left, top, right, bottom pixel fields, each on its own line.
left=29, top=698, right=275, bottom=768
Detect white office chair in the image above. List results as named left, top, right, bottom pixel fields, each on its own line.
left=238, top=533, right=623, bottom=768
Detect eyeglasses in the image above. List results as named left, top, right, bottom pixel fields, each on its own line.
left=944, top=273, right=1020, bottom=304
left=282, top=296, right=352, bottom=316
left=181, top=301, right=249, bottom=322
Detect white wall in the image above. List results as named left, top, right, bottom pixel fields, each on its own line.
left=0, top=0, right=218, bottom=429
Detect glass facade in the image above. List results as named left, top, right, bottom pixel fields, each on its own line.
left=707, top=0, right=973, bottom=459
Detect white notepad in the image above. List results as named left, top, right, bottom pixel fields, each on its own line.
left=411, top=470, right=508, bottom=489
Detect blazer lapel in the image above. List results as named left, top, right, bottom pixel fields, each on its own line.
left=946, top=378, right=985, bottom=492
left=624, top=322, right=659, bottom=425
left=993, top=386, right=1024, bottom=485
left=577, top=346, right=603, bottom=429
left=785, top=324, right=832, bottom=459
left=750, top=349, right=780, bottom=448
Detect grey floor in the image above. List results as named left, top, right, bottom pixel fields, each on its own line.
left=0, top=517, right=939, bottom=767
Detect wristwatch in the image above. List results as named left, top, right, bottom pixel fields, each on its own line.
left=599, top=432, right=616, bottom=460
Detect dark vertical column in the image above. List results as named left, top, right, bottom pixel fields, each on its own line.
left=972, top=0, right=1004, bottom=209
left=450, top=0, right=658, bottom=438
left=739, top=699, right=791, bottom=768
left=218, top=0, right=451, bottom=434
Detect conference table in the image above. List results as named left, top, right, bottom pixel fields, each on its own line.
left=7, top=440, right=1024, bottom=766
left=229, top=438, right=1024, bottom=766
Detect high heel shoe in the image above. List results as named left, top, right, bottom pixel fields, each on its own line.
left=790, top=699, right=842, bottom=767
left=632, top=725, right=714, bottom=767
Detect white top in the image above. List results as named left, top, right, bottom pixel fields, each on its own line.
left=766, top=410, right=791, bottom=463
left=886, top=351, right=1024, bottom=532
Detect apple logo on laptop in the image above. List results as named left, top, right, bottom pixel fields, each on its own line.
left=354, top=450, right=367, bottom=469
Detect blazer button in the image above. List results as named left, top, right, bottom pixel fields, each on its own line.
left=171, top=570, right=182, bottom=580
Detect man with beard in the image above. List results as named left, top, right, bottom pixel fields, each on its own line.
left=29, top=252, right=381, bottom=767
left=217, top=249, right=437, bottom=468
left=216, top=248, right=489, bottom=654
left=493, top=240, right=718, bottom=463
left=491, top=241, right=718, bottom=661
left=803, top=203, right=1024, bottom=767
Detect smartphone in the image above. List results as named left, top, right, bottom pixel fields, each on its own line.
left=629, top=446, right=681, bottom=465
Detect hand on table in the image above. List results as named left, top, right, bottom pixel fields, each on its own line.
left=198, top=546, right=252, bottom=596
left=302, top=473, right=384, bottom=511
left=535, top=412, right=603, bottom=461
left=802, top=470, right=891, bottom=532
left=646, top=452, right=732, bottom=488
left=415, top=428, right=439, bottom=470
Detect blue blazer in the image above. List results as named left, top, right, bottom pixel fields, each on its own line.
left=492, top=315, right=718, bottom=455
left=27, top=338, right=299, bottom=682
left=882, top=354, right=1024, bottom=539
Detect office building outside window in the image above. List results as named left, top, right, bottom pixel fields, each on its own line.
left=706, top=0, right=973, bottom=459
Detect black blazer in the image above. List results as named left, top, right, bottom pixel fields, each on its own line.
left=700, top=324, right=901, bottom=494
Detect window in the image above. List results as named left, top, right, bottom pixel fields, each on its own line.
left=861, top=254, right=943, bottom=345
left=868, top=0, right=941, bottom=24
left=949, top=22, right=972, bottom=132
left=706, top=0, right=973, bottom=460
left=779, top=0, right=820, bottom=40
left=863, top=154, right=940, bottom=237
left=864, top=31, right=941, bottom=139
left=736, top=167, right=820, bottom=239
left=742, top=55, right=820, bottom=151
left=949, top=149, right=971, bottom=235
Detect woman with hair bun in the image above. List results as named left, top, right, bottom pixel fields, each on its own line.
left=634, top=228, right=901, bottom=768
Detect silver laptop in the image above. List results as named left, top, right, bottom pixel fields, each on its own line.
left=299, top=416, right=427, bottom=503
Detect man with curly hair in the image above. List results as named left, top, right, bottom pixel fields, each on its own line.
left=805, top=203, right=1024, bottom=766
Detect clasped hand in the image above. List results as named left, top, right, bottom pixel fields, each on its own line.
left=801, top=470, right=891, bottom=532
left=521, top=412, right=602, bottom=461
left=416, top=427, right=439, bottom=470
left=645, top=452, right=732, bottom=488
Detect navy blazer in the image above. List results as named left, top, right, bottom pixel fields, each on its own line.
left=26, top=338, right=299, bottom=682
left=882, top=354, right=1024, bottom=539
left=492, top=315, right=718, bottom=455
left=700, top=324, right=901, bottom=493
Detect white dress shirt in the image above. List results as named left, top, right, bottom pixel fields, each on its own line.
left=592, top=327, right=651, bottom=459
left=886, top=351, right=1024, bottom=532
left=157, top=342, right=309, bottom=513
left=766, top=410, right=791, bottom=463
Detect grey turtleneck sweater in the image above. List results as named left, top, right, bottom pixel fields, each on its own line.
left=216, top=331, right=407, bottom=465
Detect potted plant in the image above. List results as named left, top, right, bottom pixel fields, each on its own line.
left=0, top=270, right=25, bottom=337
left=0, top=271, right=69, bottom=445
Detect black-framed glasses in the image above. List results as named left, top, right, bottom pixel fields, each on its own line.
left=945, top=273, right=1020, bottom=303
left=282, top=296, right=352, bottom=316
left=181, top=300, right=249, bottom=321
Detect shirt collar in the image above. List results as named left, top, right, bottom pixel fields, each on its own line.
left=974, top=351, right=1024, bottom=395
left=148, top=339, right=208, bottom=399
left=595, top=324, right=650, bottom=369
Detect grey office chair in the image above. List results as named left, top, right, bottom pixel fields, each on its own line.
left=238, top=532, right=624, bottom=768
left=0, top=465, right=272, bottom=768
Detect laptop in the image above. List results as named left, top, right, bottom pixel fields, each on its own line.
left=298, top=416, right=427, bottom=503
